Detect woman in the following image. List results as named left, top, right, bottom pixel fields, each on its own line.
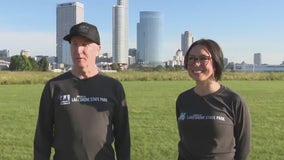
left=176, top=39, right=251, bottom=160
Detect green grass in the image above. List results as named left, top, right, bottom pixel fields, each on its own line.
left=0, top=81, right=284, bottom=159
left=0, top=84, right=43, bottom=160
left=221, top=81, right=284, bottom=160
left=1, top=71, right=284, bottom=84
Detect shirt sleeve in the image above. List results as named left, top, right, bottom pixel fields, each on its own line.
left=234, top=96, right=251, bottom=160
left=34, top=83, right=54, bottom=160
left=176, top=95, right=183, bottom=138
left=113, top=82, right=131, bottom=160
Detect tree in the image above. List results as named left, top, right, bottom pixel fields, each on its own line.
left=110, top=63, right=121, bottom=71
left=154, top=65, right=165, bottom=71
left=28, top=57, right=39, bottom=71
left=38, top=57, right=49, bottom=71
left=9, top=55, right=32, bottom=71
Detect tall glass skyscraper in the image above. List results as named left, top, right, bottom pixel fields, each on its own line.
left=112, top=0, right=128, bottom=65
left=56, top=2, right=84, bottom=65
left=181, top=31, right=194, bottom=56
left=137, top=11, right=163, bottom=66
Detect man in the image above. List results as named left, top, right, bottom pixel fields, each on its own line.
left=34, top=22, right=130, bottom=160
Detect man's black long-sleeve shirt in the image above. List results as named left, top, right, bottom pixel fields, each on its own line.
left=34, top=71, right=130, bottom=160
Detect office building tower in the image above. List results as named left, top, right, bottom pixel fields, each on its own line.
left=112, top=0, right=129, bottom=66
left=254, top=53, right=261, bottom=65
left=128, top=48, right=137, bottom=65
left=223, top=57, right=228, bottom=67
left=181, top=31, right=193, bottom=55
left=137, top=11, right=163, bottom=66
left=56, top=2, right=84, bottom=65
left=0, top=49, right=9, bottom=60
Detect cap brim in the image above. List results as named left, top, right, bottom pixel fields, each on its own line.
left=63, top=34, right=72, bottom=42
left=63, top=34, right=99, bottom=44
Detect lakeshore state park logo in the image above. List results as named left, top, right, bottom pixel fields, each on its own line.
left=59, top=94, right=108, bottom=105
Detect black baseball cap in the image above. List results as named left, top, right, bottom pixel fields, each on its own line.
left=63, top=22, right=100, bottom=45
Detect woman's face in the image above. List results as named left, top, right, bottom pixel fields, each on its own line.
left=186, top=45, right=215, bottom=82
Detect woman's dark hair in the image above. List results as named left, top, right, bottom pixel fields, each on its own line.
left=184, top=39, right=224, bottom=81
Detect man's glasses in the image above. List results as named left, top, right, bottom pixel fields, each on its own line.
left=187, top=56, right=211, bottom=66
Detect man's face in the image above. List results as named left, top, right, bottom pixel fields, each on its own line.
left=70, top=36, right=101, bottom=69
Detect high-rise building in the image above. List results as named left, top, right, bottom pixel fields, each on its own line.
left=223, top=57, right=229, bottom=66
left=254, top=53, right=261, bottom=65
left=137, top=11, right=163, bottom=66
left=112, top=0, right=129, bottom=66
left=128, top=48, right=137, bottom=65
left=56, top=2, right=84, bottom=65
left=181, top=31, right=193, bottom=55
left=0, top=49, right=9, bottom=60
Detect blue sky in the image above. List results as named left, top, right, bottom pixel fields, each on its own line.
left=1, top=0, right=284, bottom=64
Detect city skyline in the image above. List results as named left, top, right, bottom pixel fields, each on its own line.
left=1, top=0, right=284, bottom=65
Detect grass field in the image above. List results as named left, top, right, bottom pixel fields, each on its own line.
left=0, top=81, right=284, bottom=159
